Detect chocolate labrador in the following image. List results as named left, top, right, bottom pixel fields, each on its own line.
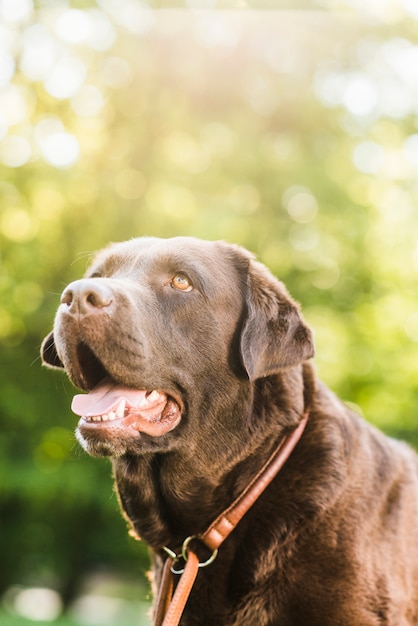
left=41, top=236, right=418, bottom=625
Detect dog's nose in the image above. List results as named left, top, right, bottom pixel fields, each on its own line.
left=60, top=279, right=113, bottom=315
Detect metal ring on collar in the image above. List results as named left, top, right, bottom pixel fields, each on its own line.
left=170, top=557, right=187, bottom=575
left=162, top=547, right=185, bottom=575
left=181, top=535, right=218, bottom=569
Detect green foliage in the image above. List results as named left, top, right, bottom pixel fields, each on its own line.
left=0, top=612, right=76, bottom=626
left=1, top=1, right=418, bottom=621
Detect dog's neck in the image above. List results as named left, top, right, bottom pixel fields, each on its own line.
left=112, top=363, right=315, bottom=550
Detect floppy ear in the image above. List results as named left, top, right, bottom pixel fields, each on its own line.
left=41, top=331, right=65, bottom=369
left=240, top=260, right=314, bottom=380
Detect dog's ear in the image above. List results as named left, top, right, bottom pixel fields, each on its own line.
left=41, top=331, right=65, bottom=369
left=240, top=260, right=314, bottom=380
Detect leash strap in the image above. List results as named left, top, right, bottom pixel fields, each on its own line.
left=153, top=412, right=309, bottom=626
left=156, top=551, right=200, bottom=626
left=153, top=558, right=175, bottom=626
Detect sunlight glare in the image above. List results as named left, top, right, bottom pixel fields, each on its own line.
left=40, top=132, right=80, bottom=169
left=0, top=0, right=33, bottom=24
left=0, top=135, right=31, bottom=167
left=44, top=57, right=86, bottom=100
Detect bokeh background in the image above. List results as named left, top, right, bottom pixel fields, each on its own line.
left=1, top=0, right=418, bottom=624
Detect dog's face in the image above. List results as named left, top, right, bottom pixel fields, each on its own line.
left=41, top=237, right=314, bottom=458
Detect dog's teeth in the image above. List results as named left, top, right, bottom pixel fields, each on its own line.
left=147, top=390, right=160, bottom=403
left=115, top=399, right=126, bottom=418
left=84, top=410, right=121, bottom=423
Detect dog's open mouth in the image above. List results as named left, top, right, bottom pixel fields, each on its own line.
left=72, top=378, right=182, bottom=437
left=70, top=343, right=182, bottom=437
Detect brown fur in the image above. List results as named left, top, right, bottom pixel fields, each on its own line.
left=41, top=236, right=418, bottom=625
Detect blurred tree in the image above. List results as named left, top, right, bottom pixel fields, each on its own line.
left=0, top=0, right=418, bottom=617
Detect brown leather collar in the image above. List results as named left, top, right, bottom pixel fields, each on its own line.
left=153, top=411, right=309, bottom=626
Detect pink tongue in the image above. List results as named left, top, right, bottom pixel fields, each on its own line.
left=71, top=379, right=149, bottom=417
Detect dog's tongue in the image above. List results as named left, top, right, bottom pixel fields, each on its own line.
left=71, top=378, right=151, bottom=417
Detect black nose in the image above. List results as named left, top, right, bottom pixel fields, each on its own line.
left=60, top=279, right=114, bottom=315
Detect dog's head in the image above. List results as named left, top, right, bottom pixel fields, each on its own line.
left=41, top=237, right=314, bottom=457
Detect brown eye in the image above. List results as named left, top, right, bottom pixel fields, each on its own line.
left=171, top=274, right=193, bottom=292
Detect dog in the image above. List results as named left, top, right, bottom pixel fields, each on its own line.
left=41, top=236, right=418, bottom=625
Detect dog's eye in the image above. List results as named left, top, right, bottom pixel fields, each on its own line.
left=171, top=274, right=193, bottom=292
